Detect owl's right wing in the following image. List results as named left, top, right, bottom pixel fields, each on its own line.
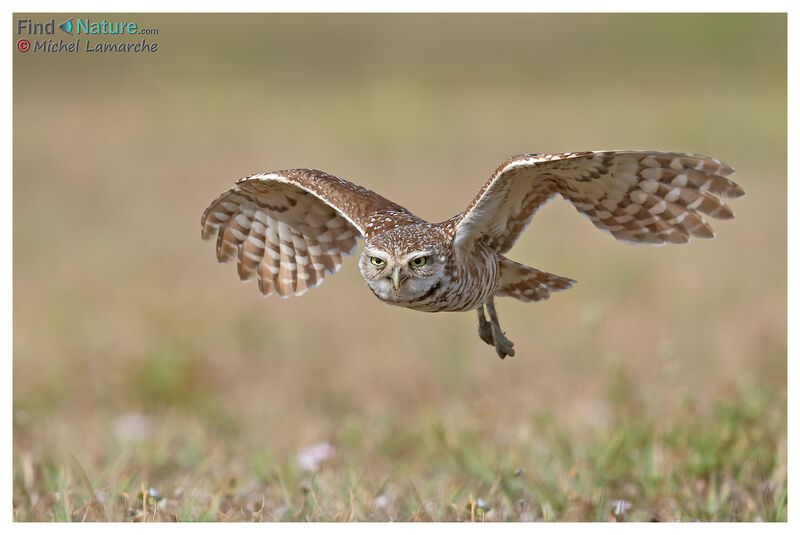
left=451, top=151, right=744, bottom=256
left=201, top=169, right=412, bottom=298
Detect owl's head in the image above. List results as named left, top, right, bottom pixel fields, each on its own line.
left=358, top=225, right=449, bottom=304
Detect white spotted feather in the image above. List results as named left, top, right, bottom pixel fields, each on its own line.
left=451, top=151, right=743, bottom=254
left=201, top=169, right=410, bottom=297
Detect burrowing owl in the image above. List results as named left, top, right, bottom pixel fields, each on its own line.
left=201, top=151, right=743, bottom=358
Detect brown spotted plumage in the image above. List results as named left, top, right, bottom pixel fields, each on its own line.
left=201, top=151, right=743, bottom=358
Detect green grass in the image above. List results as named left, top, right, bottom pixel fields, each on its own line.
left=13, top=381, right=785, bottom=521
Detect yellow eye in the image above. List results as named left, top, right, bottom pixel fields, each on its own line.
left=410, top=256, right=427, bottom=267
left=370, top=257, right=386, bottom=266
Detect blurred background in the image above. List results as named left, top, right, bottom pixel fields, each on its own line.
left=13, top=14, right=785, bottom=521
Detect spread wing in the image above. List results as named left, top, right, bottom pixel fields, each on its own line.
left=451, top=151, right=744, bottom=255
left=201, top=169, right=411, bottom=298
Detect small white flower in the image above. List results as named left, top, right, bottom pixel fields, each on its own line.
left=296, top=441, right=335, bottom=472
left=611, top=499, right=632, bottom=517
left=373, top=494, right=391, bottom=509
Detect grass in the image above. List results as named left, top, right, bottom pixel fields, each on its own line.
left=12, top=13, right=786, bottom=521
left=13, top=381, right=786, bottom=521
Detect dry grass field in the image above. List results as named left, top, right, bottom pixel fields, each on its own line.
left=13, top=13, right=786, bottom=521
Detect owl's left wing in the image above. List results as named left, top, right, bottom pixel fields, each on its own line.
left=201, top=169, right=412, bottom=298
left=451, top=151, right=744, bottom=255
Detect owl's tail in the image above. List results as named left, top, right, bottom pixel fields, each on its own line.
left=495, top=257, right=576, bottom=303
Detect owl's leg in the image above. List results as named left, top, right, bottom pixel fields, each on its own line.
left=485, top=297, right=515, bottom=359
left=477, top=306, right=495, bottom=345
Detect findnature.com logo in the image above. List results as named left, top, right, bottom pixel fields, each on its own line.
left=16, top=17, right=160, bottom=53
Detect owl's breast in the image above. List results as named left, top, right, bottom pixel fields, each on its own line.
left=403, top=243, right=501, bottom=313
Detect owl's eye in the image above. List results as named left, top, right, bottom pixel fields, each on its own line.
left=409, top=256, right=427, bottom=267
left=370, top=257, right=386, bottom=266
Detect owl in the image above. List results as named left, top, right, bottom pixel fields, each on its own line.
left=201, top=151, right=743, bottom=358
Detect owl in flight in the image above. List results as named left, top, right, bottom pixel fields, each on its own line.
left=201, top=151, right=743, bottom=358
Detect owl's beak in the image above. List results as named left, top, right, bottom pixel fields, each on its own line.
left=391, top=266, right=402, bottom=292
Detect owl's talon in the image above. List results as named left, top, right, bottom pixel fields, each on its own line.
left=493, top=332, right=515, bottom=359
left=477, top=307, right=495, bottom=345
left=479, top=326, right=495, bottom=345
left=482, top=297, right=516, bottom=359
